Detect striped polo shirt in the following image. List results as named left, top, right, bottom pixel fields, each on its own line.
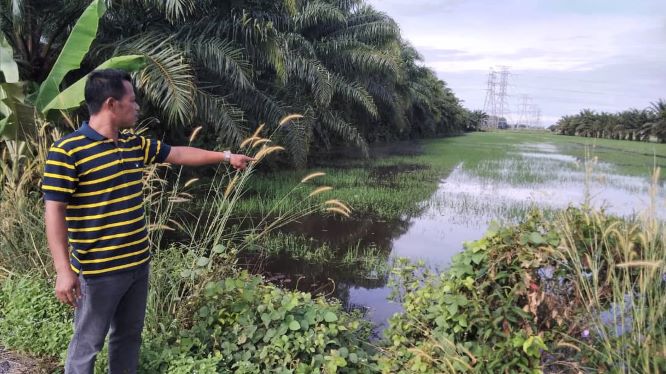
left=42, top=122, right=170, bottom=276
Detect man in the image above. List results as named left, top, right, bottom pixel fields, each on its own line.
left=42, top=69, right=254, bottom=373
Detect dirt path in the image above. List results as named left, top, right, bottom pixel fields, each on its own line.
left=0, top=347, right=57, bottom=374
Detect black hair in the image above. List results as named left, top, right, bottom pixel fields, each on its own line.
left=84, top=69, right=133, bottom=115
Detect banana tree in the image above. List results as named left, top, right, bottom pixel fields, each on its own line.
left=0, top=0, right=145, bottom=141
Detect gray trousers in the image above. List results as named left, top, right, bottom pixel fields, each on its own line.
left=65, top=264, right=149, bottom=374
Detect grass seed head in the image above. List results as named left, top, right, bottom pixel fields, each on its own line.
left=301, top=172, right=326, bottom=183
left=255, top=146, right=285, bottom=161
left=309, top=186, right=333, bottom=198
left=184, top=178, right=199, bottom=188
left=326, top=207, right=350, bottom=218
left=325, top=199, right=351, bottom=214
left=251, top=138, right=271, bottom=148
left=188, top=126, right=203, bottom=143
left=279, top=114, right=304, bottom=127
left=252, top=123, right=265, bottom=138
left=240, top=136, right=260, bottom=149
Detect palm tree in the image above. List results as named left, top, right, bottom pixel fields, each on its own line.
left=465, top=110, right=488, bottom=132
left=646, top=100, right=666, bottom=142
left=3, top=0, right=466, bottom=166
left=0, top=0, right=90, bottom=82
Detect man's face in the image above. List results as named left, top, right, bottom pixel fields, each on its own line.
left=111, top=80, right=140, bottom=128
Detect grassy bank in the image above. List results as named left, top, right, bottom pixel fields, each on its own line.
left=2, top=206, right=663, bottom=373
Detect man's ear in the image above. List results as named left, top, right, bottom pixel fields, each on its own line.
left=103, top=97, right=115, bottom=112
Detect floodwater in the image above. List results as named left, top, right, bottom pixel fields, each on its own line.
left=259, top=139, right=666, bottom=332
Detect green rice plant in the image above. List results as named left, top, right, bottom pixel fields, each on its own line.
left=254, top=232, right=335, bottom=263
left=341, top=242, right=391, bottom=278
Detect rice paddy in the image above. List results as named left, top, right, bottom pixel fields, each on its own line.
left=237, top=131, right=666, bottom=330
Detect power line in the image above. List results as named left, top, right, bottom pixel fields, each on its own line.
left=515, top=84, right=653, bottom=99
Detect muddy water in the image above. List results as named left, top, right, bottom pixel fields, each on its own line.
left=261, top=140, right=666, bottom=332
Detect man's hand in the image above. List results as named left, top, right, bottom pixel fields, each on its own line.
left=229, top=154, right=255, bottom=171
left=45, top=200, right=80, bottom=307
left=55, top=268, right=81, bottom=308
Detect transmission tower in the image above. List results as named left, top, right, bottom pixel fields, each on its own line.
left=527, top=104, right=539, bottom=127
left=482, top=69, right=497, bottom=128
left=518, top=95, right=531, bottom=127
left=496, top=66, right=510, bottom=127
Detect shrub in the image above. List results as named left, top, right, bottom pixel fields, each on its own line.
left=138, top=271, right=377, bottom=373
left=379, top=212, right=562, bottom=373
left=380, top=207, right=666, bottom=373
left=0, top=275, right=72, bottom=360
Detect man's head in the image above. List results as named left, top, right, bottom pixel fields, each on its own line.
left=84, top=69, right=139, bottom=128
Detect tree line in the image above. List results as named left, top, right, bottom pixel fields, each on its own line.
left=550, top=100, right=666, bottom=143
left=1, top=0, right=486, bottom=166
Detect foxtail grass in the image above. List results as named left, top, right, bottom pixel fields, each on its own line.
left=141, top=114, right=353, bottom=329
left=554, top=167, right=665, bottom=373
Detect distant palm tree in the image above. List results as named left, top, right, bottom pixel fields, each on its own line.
left=647, top=99, right=666, bottom=142
left=466, top=110, right=488, bottom=131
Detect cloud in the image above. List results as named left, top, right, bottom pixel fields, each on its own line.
left=403, top=14, right=659, bottom=73
left=366, top=0, right=665, bottom=124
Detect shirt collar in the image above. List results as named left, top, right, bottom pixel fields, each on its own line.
left=78, top=121, right=108, bottom=141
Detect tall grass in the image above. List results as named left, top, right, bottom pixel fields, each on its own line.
left=133, top=115, right=354, bottom=332
left=555, top=168, right=665, bottom=373
left=0, top=120, right=61, bottom=279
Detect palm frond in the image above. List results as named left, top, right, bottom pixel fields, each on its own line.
left=143, top=0, right=196, bottom=24
left=194, top=90, right=247, bottom=147
left=178, top=34, right=253, bottom=90
left=285, top=55, right=332, bottom=106
left=364, top=79, right=397, bottom=106
left=329, top=0, right=363, bottom=13
left=283, top=32, right=316, bottom=58
left=278, top=106, right=313, bottom=167
left=330, top=74, right=378, bottom=118
left=316, top=38, right=398, bottom=75
left=332, top=6, right=400, bottom=46
left=230, top=87, right=287, bottom=131
left=317, top=109, right=368, bottom=156
left=294, top=1, right=346, bottom=31
left=119, top=33, right=197, bottom=126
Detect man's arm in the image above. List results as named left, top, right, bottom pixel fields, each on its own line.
left=165, top=146, right=255, bottom=170
left=45, top=200, right=81, bottom=308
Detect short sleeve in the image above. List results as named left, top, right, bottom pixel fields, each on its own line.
left=42, top=146, right=78, bottom=202
left=140, top=136, right=171, bottom=165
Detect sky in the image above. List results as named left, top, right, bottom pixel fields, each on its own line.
left=366, top=0, right=666, bottom=127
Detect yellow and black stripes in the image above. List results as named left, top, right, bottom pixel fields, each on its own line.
left=42, top=122, right=171, bottom=276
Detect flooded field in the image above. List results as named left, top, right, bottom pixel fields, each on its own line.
left=254, top=132, right=666, bottom=331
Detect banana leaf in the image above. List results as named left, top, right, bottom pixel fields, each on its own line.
left=0, top=35, right=19, bottom=83
left=42, top=55, right=147, bottom=113
left=0, top=82, right=36, bottom=140
left=34, top=0, right=106, bottom=111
